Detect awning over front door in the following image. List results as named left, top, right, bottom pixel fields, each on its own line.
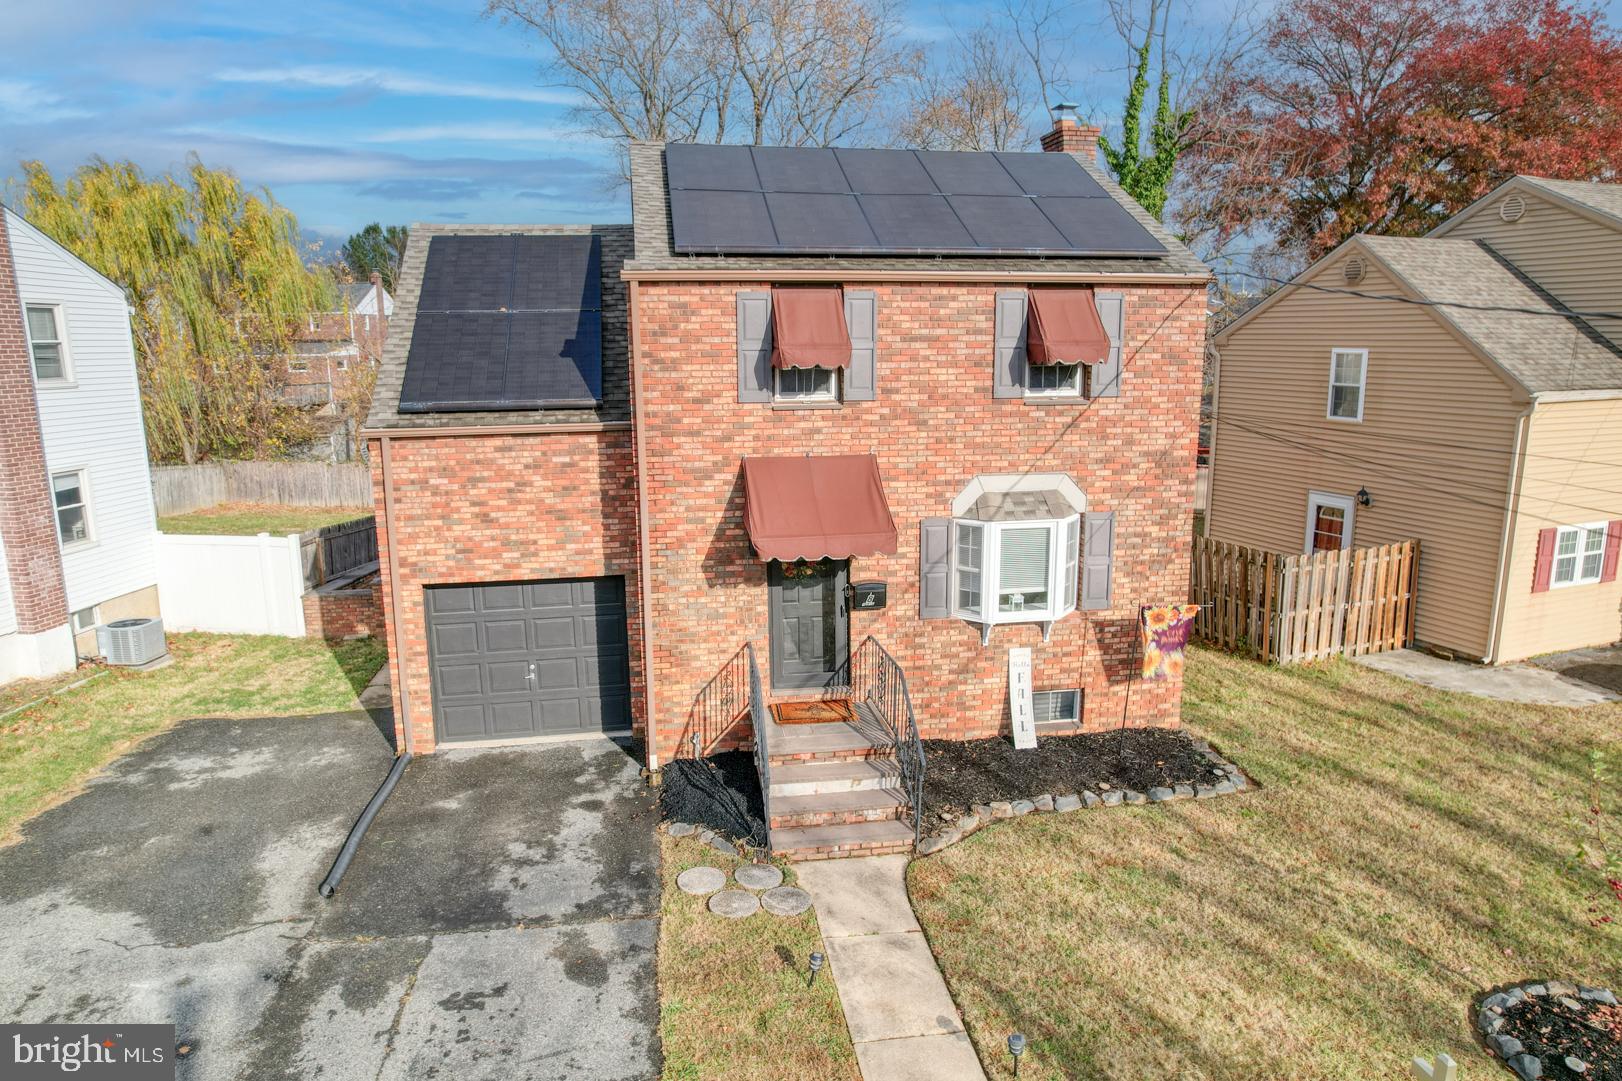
left=741, top=454, right=899, bottom=562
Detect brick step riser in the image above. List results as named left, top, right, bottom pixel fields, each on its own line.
left=769, top=776, right=903, bottom=798
left=768, top=805, right=906, bottom=830
left=777, top=840, right=914, bottom=862
left=767, top=746, right=895, bottom=766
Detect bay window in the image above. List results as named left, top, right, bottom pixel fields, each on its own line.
left=952, top=512, right=1081, bottom=626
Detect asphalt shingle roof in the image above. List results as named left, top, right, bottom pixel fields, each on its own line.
left=1359, top=235, right=1622, bottom=394
left=1521, top=176, right=1622, bottom=230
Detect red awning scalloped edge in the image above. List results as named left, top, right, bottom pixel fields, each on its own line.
left=1027, top=285, right=1110, bottom=366
left=770, top=286, right=851, bottom=369
left=741, top=453, right=899, bottom=562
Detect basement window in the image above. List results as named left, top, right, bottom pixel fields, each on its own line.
left=1032, top=689, right=1080, bottom=724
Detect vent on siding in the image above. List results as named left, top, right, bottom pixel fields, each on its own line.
left=1342, top=256, right=1367, bottom=285
left=1499, top=194, right=1527, bottom=222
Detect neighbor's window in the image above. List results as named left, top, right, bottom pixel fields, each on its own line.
left=1552, top=523, right=1607, bottom=587
left=26, top=305, right=69, bottom=382
left=71, top=606, right=99, bottom=633
left=52, top=470, right=91, bottom=546
left=1025, top=361, right=1082, bottom=398
left=774, top=366, right=838, bottom=403
left=952, top=515, right=1080, bottom=625
left=1032, top=689, right=1080, bottom=724
left=1327, top=348, right=1367, bottom=420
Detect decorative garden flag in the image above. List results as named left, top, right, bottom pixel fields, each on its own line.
left=1140, top=604, right=1201, bottom=680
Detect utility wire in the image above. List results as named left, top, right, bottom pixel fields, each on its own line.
left=1224, top=270, right=1622, bottom=323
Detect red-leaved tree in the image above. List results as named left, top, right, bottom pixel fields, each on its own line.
left=1179, top=0, right=1622, bottom=268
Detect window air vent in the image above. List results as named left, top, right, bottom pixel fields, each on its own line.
left=1342, top=257, right=1366, bottom=285
left=1500, top=194, right=1527, bottom=222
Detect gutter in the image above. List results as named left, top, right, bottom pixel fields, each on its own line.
left=376, top=432, right=414, bottom=756
left=621, top=267, right=1212, bottom=285
left=1483, top=403, right=1536, bottom=664
left=360, top=420, right=632, bottom=439
left=1202, top=343, right=1221, bottom=535
left=629, top=280, right=660, bottom=774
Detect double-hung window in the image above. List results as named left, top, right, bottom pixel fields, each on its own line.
left=1327, top=348, right=1367, bottom=421
left=52, top=470, right=91, bottom=547
left=952, top=508, right=1081, bottom=626
left=1552, top=523, right=1607, bottom=587
left=26, top=305, right=70, bottom=382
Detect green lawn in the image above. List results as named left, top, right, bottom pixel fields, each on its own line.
left=658, top=833, right=860, bottom=1081
left=0, top=632, right=386, bottom=840
left=908, top=647, right=1622, bottom=1080
left=157, top=502, right=373, bottom=536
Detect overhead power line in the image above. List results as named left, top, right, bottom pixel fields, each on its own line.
left=1226, top=270, right=1622, bottom=323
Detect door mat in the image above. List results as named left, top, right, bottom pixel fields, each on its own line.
left=771, top=700, right=856, bottom=726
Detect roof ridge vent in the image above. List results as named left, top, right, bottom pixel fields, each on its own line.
left=1500, top=193, right=1527, bottom=222
left=1342, top=256, right=1367, bottom=285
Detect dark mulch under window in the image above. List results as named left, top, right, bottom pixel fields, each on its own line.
left=1495, top=995, right=1622, bottom=1079
left=921, top=727, right=1232, bottom=820
left=658, top=751, right=768, bottom=849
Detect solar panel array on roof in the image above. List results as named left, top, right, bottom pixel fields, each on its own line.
left=664, top=144, right=1167, bottom=257
left=398, top=234, right=604, bottom=413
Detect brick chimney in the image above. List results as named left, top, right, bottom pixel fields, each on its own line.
left=1041, top=104, right=1101, bottom=162
left=0, top=210, right=71, bottom=640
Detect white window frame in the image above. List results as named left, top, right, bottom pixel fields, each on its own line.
left=951, top=514, right=1081, bottom=626
left=1032, top=688, right=1080, bottom=724
left=773, top=365, right=840, bottom=404
left=1552, top=521, right=1608, bottom=588
left=50, top=468, right=95, bottom=549
left=1023, top=360, right=1082, bottom=398
left=24, top=303, right=73, bottom=384
left=71, top=606, right=100, bottom=633
left=1326, top=348, right=1367, bottom=422
left=1303, top=490, right=1355, bottom=554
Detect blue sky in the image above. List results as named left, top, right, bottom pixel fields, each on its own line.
left=5, top=0, right=1617, bottom=255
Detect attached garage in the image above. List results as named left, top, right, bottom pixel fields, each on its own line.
left=425, top=577, right=633, bottom=744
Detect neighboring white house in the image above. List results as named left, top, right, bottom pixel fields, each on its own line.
left=0, top=205, right=161, bottom=683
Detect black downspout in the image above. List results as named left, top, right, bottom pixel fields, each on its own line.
left=318, top=751, right=411, bottom=897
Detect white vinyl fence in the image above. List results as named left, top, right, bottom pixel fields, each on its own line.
left=156, top=533, right=307, bottom=636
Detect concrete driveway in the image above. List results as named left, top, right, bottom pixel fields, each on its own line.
left=0, top=710, right=661, bottom=1080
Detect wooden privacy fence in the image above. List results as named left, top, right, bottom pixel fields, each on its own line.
left=298, top=516, right=378, bottom=589
left=153, top=461, right=373, bottom=515
left=1190, top=535, right=1419, bottom=663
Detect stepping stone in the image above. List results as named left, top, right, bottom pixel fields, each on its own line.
left=668, top=821, right=696, bottom=837
left=761, top=886, right=813, bottom=917
left=709, top=889, right=760, bottom=919
left=735, top=863, right=784, bottom=891
left=677, top=866, right=726, bottom=896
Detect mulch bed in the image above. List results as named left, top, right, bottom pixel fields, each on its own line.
left=921, top=727, right=1232, bottom=820
left=1493, top=993, right=1622, bottom=1079
left=658, top=751, right=768, bottom=849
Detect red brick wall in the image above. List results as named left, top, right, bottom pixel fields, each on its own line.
left=369, top=430, right=643, bottom=752
left=636, top=281, right=1207, bottom=766
left=0, top=211, right=69, bottom=634
left=302, top=581, right=383, bottom=640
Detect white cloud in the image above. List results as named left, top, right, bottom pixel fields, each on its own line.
left=0, top=79, right=92, bottom=122
left=213, top=65, right=577, bottom=106
left=360, top=122, right=595, bottom=147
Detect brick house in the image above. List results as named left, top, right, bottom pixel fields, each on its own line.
left=366, top=119, right=1211, bottom=856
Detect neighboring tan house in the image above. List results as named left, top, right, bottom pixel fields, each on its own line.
left=1207, top=176, right=1622, bottom=665
left=0, top=205, right=162, bottom=683
left=365, top=119, right=1211, bottom=856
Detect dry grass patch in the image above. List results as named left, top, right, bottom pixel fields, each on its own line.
left=908, top=647, right=1622, bottom=1080
left=0, top=632, right=386, bottom=839
left=157, top=502, right=372, bottom=536
left=658, top=834, right=859, bottom=1081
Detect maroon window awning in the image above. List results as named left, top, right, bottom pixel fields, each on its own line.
left=1027, top=286, right=1109, bottom=366
left=771, top=286, right=851, bottom=369
left=741, top=454, right=899, bottom=562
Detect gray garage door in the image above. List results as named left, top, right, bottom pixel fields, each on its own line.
left=425, top=577, right=632, bottom=743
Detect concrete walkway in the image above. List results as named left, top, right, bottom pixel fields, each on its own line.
left=794, top=855, right=987, bottom=1081
left=1354, top=648, right=1619, bottom=706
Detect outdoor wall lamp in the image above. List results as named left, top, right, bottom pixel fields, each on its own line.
left=1357, top=487, right=1373, bottom=507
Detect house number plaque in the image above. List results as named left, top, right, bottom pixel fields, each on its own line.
left=851, top=581, right=887, bottom=610
left=1008, top=647, right=1036, bottom=749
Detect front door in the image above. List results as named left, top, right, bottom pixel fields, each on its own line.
left=768, top=558, right=849, bottom=690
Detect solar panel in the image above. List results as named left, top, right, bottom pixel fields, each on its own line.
left=397, top=234, right=604, bottom=413
left=663, top=143, right=1167, bottom=257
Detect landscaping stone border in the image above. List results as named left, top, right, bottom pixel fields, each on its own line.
left=914, top=739, right=1252, bottom=856
left=1475, top=979, right=1618, bottom=1081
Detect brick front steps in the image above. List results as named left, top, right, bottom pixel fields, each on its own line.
left=763, top=704, right=915, bottom=861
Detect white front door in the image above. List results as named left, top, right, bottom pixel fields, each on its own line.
left=1304, top=491, right=1355, bottom=554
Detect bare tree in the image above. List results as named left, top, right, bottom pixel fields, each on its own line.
left=899, top=23, right=1032, bottom=150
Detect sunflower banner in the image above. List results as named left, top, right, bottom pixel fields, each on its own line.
left=1140, top=603, right=1201, bottom=680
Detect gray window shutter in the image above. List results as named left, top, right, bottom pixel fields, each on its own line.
left=844, top=290, right=877, bottom=401
left=993, top=290, right=1027, bottom=399
left=737, top=291, right=772, bottom=403
left=920, top=518, right=952, bottom=619
left=1080, top=511, right=1116, bottom=610
left=1089, top=292, right=1124, bottom=399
